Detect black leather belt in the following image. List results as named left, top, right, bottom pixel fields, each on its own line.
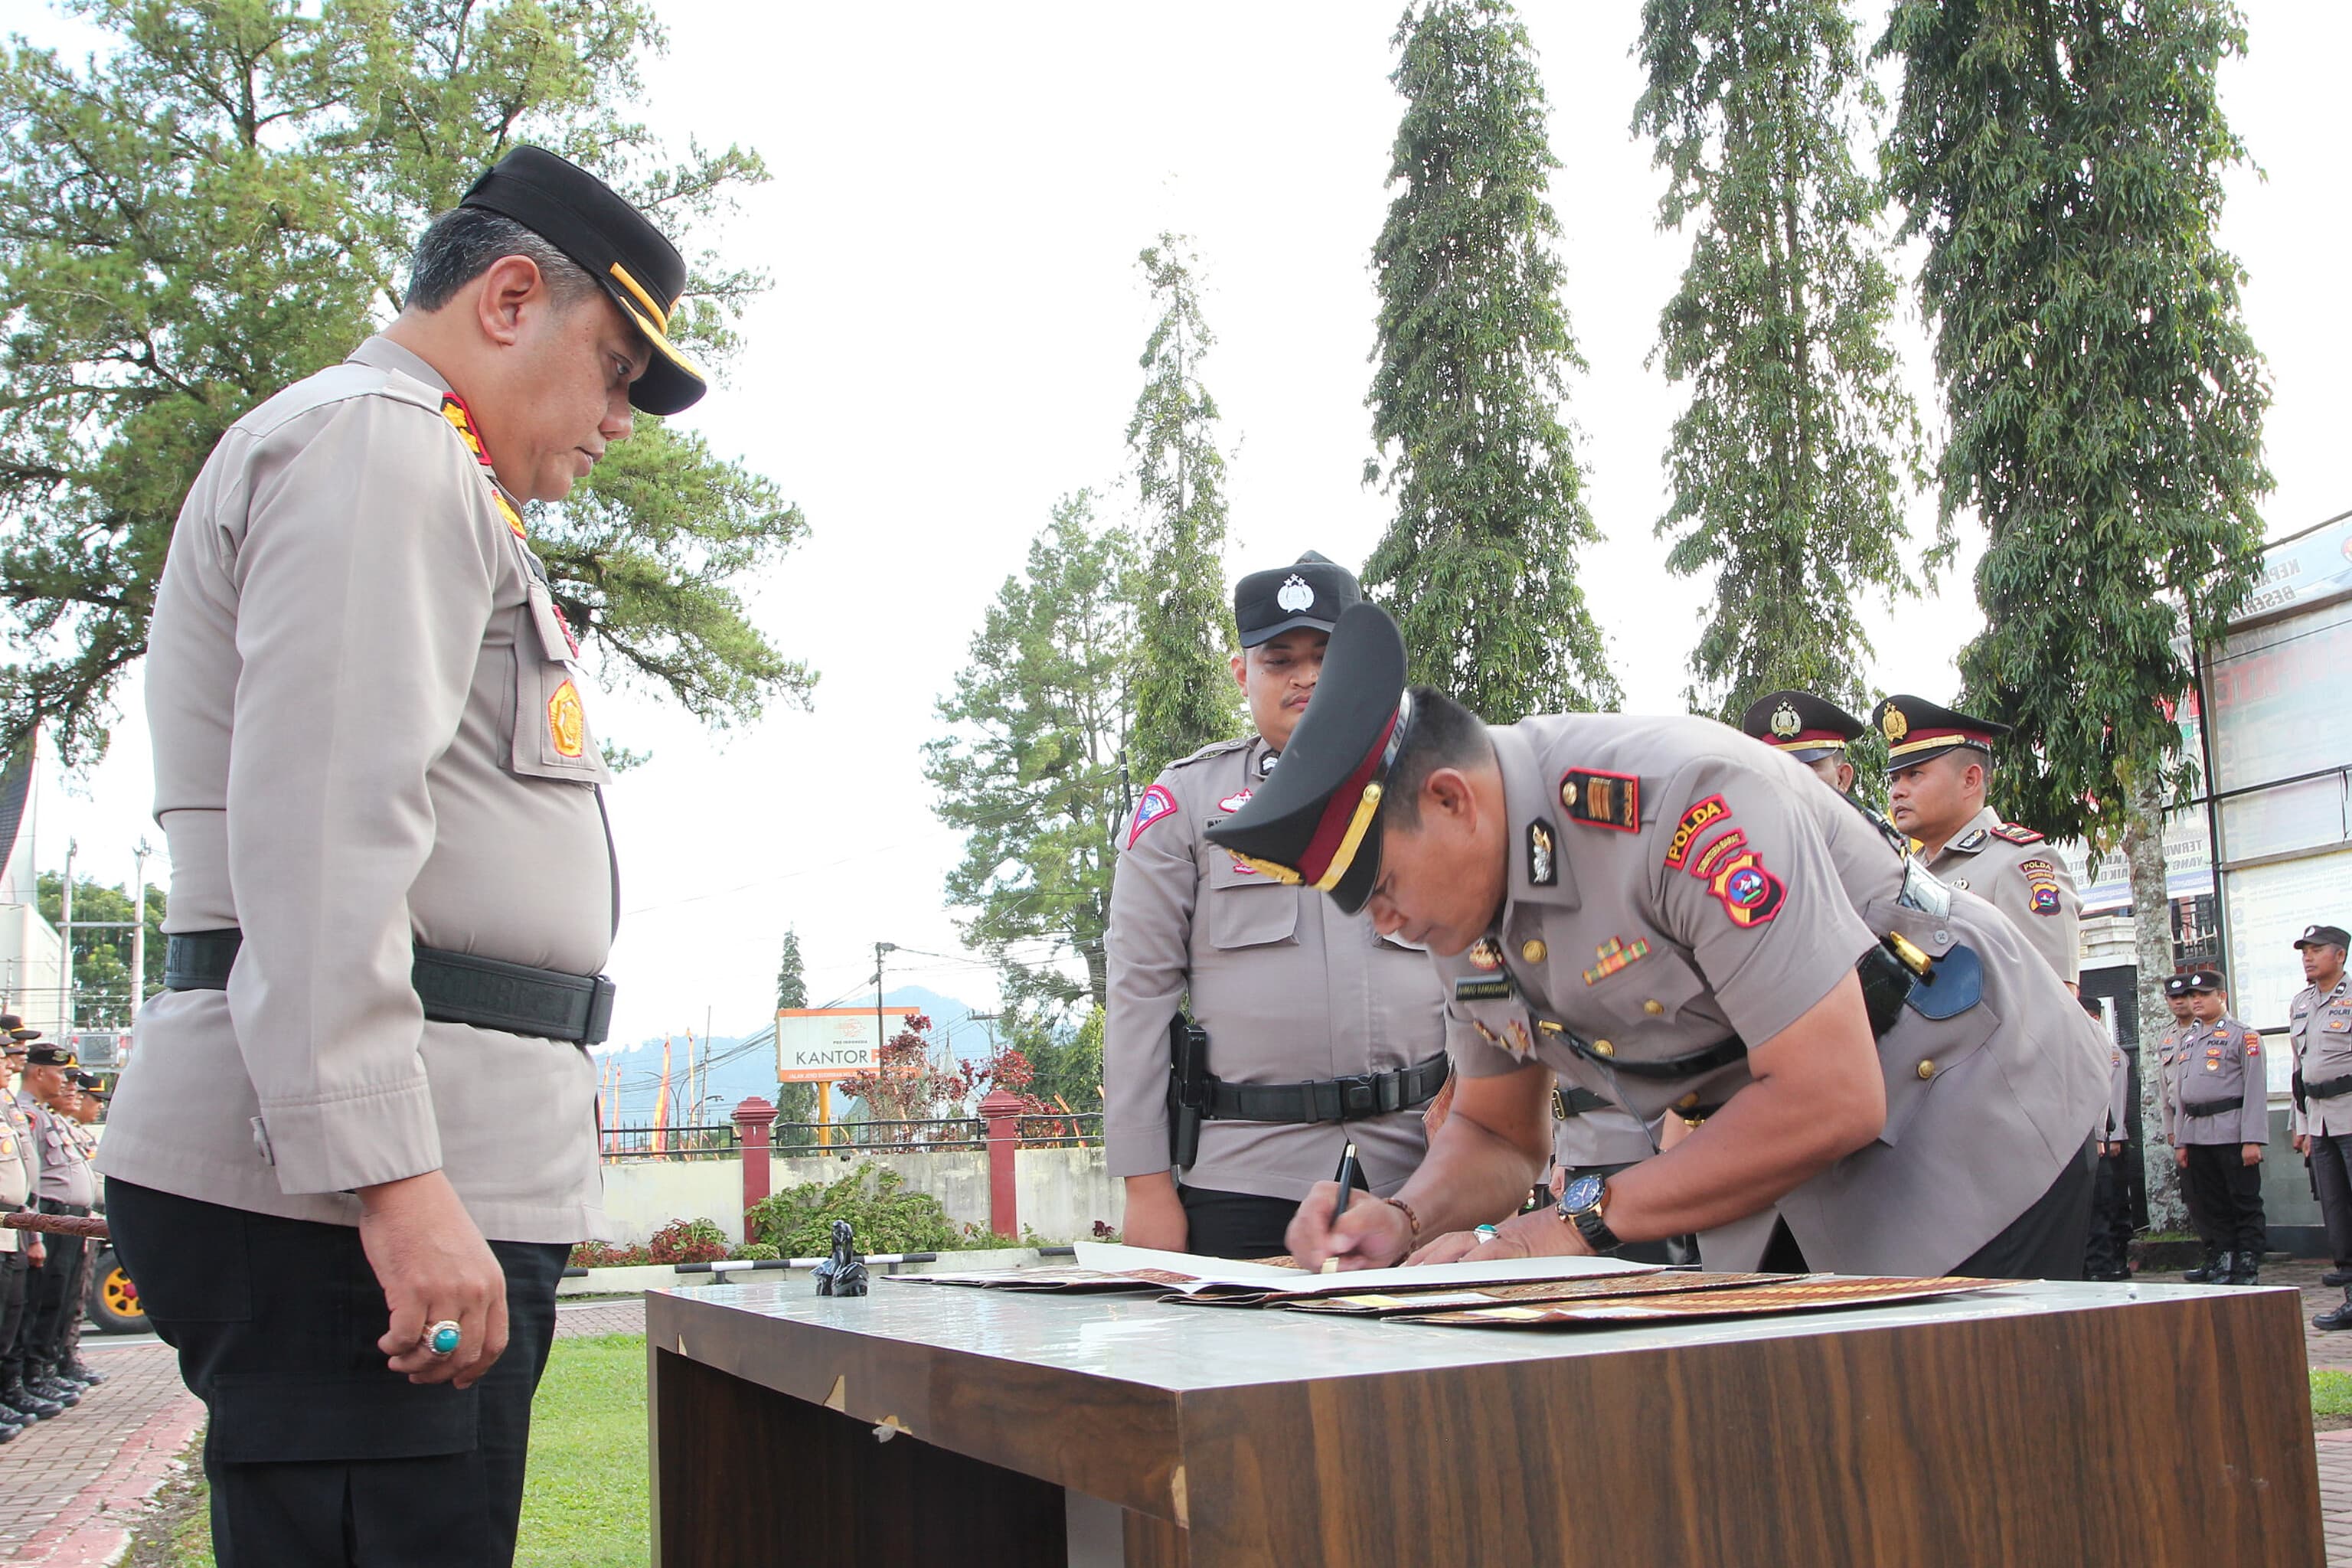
left=1552, top=1085, right=1614, bottom=1119
left=164, top=929, right=614, bottom=1046
left=34, top=1200, right=89, bottom=1217
left=2309, top=1073, right=2352, bottom=1102
left=1203, top=1051, right=1449, bottom=1123
left=2180, top=1095, right=2243, bottom=1119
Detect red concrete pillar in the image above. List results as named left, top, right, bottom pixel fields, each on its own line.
left=980, top=1089, right=1024, bottom=1240
left=733, top=1096, right=779, bottom=1222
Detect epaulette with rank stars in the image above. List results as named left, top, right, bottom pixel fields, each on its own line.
left=1168, top=735, right=1254, bottom=771
left=1988, top=822, right=2046, bottom=845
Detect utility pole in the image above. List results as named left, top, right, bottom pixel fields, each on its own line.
left=129, top=838, right=150, bottom=1020
left=60, top=839, right=74, bottom=1037
left=874, top=942, right=897, bottom=1060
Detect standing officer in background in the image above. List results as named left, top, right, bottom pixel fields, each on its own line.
left=54, top=1071, right=106, bottom=1386
left=1106, top=554, right=1449, bottom=1259
left=1218, top=606, right=2104, bottom=1279
left=2084, top=995, right=2133, bottom=1281
left=2170, top=967, right=2268, bottom=1286
left=21, top=1045, right=94, bottom=1405
left=2286, top=925, right=2352, bottom=1325
left=0, top=1026, right=58, bottom=1429
left=1740, top=691, right=1865, bottom=796
left=100, top=145, right=707, bottom=1566
left=1875, top=696, right=2081, bottom=992
left=0, top=1029, right=34, bottom=1442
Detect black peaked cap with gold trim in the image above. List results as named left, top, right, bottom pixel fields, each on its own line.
left=1204, top=603, right=1409, bottom=916
left=1740, top=689, right=1864, bottom=764
left=1870, top=694, right=2009, bottom=773
left=460, top=145, right=708, bottom=416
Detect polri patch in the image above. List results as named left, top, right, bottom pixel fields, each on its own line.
left=1127, top=785, right=1178, bottom=848
left=1527, top=819, right=1557, bottom=887
left=1708, top=852, right=1785, bottom=927
left=1561, top=769, right=1641, bottom=832
left=1662, top=795, right=1730, bottom=869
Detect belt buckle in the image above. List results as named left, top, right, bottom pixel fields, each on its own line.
left=1336, top=1074, right=1377, bottom=1119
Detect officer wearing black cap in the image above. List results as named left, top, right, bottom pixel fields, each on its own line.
left=1740, top=690, right=1865, bottom=795
left=101, top=145, right=704, bottom=1565
left=1105, top=553, right=1448, bottom=1259
left=2169, top=966, right=2268, bottom=1286
left=1874, top=694, right=2082, bottom=991
left=19, top=1044, right=93, bottom=1408
left=1220, top=605, right=2105, bottom=1279
left=2286, top=924, right=2352, bottom=1321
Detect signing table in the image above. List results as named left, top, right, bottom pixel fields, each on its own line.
left=647, top=1269, right=2320, bottom=1566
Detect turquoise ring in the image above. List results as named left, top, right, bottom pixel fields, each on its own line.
left=1474, top=1224, right=1500, bottom=1244
left=427, top=1320, right=462, bottom=1357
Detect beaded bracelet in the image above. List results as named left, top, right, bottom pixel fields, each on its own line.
left=1382, top=1195, right=1422, bottom=1240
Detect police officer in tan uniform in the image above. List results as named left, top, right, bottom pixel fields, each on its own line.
left=1216, top=606, right=2105, bottom=1279
left=0, top=1027, right=60, bottom=1427
left=1740, top=690, right=1865, bottom=796
left=2285, top=924, right=2352, bottom=1325
left=21, top=1046, right=95, bottom=1402
left=0, top=1030, right=34, bottom=1442
left=1106, top=554, right=1449, bottom=1259
left=100, top=146, right=705, bottom=1565
left=2169, top=967, right=2268, bottom=1286
left=2084, top=995, right=2133, bottom=1280
left=1875, top=696, right=2081, bottom=991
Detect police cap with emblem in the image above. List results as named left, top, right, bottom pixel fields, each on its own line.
left=1870, top=694, right=2008, bottom=773
left=1233, top=550, right=1362, bottom=648
left=459, top=145, right=708, bottom=416
left=2296, top=923, right=2351, bottom=950
left=1740, top=689, right=1865, bottom=765
left=2184, top=966, right=2227, bottom=993
left=22, top=1044, right=75, bottom=1069
left=2162, top=972, right=2193, bottom=999
left=0, top=1013, right=38, bottom=1044
left=1205, top=603, right=1411, bottom=915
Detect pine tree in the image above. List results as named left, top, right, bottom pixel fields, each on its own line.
left=1880, top=0, right=2271, bottom=1224
left=1364, top=0, right=1619, bottom=723
left=1636, top=0, right=1925, bottom=722
left=770, top=926, right=815, bottom=1123
left=1125, top=236, right=1239, bottom=776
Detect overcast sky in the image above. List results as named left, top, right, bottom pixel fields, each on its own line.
left=8, top=2, right=2347, bottom=1063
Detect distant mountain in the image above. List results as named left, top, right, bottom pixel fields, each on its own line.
left=596, top=985, right=987, bottom=1125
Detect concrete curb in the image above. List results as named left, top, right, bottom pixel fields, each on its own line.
left=6, top=1387, right=203, bottom=1566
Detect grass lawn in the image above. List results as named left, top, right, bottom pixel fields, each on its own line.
left=128, top=1334, right=650, bottom=1568
left=2314, top=1370, right=2352, bottom=1422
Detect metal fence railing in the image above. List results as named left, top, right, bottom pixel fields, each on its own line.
left=771, top=1117, right=985, bottom=1154
left=1016, top=1112, right=1102, bottom=1148
left=601, top=1122, right=737, bottom=1161
left=603, top=1109, right=1108, bottom=1161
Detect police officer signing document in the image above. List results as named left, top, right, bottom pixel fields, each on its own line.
left=1214, top=605, right=2105, bottom=1279
left=100, top=147, right=706, bottom=1566
left=1106, top=554, right=1448, bottom=1259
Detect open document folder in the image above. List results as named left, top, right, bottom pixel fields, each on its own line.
left=883, top=1241, right=1663, bottom=1302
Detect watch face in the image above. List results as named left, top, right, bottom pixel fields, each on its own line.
left=1558, top=1173, right=1606, bottom=1215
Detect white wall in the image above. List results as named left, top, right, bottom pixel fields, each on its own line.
left=1014, top=1146, right=1121, bottom=1245
left=598, top=1158, right=745, bottom=1245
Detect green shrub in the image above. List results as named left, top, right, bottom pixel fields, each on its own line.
left=646, top=1217, right=730, bottom=1265
left=746, top=1162, right=981, bottom=1256
left=570, top=1240, right=652, bottom=1269
left=729, top=1241, right=780, bottom=1262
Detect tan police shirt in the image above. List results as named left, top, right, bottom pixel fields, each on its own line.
left=1433, top=714, right=2106, bottom=1278
left=0, top=1092, right=31, bottom=1256
left=1105, top=735, right=1449, bottom=1202
left=33, top=1102, right=96, bottom=1209
left=1926, top=805, right=2081, bottom=984
left=2171, top=1014, right=2269, bottom=1148
left=2292, top=975, right=2352, bottom=1138
left=100, top=335, right=616, bottom=1244
left=2158, top=1024, right=2187, bottom=1145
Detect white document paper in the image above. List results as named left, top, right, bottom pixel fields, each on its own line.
left=1070, top=1242, right=1661, bottom=1298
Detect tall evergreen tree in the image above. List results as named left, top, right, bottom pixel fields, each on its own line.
left=1636, top=0, right=1925, bottom=722
left=1364, top=0, right=1619, bottom=723
left=923, top=494, right=1132, bottom=1014
left=0, top=0, right=808, bottom=764
left=775, top=927, right=808, bottom=1011
left=1125, top=235, right=1238, bottom=776
left=1880, top=0, right=2271, bottom=1224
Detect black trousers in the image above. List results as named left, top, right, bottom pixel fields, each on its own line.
left=2182, top=1142, right=2267, bottom=1253
left=2309, top=1129, right=2352, bottom=1269
left=107, top=1179, right=569, bottom=1568
left=2086, top=1145, right=2135, bottom=1275
left=1762, top=1137, right=2098, bottom=1279
left=22, top=1203, right=88, bottom=1376
left=1179, top=1166, right=1374, bottom=1262
left=0, top=1250, right=28, bottom=1382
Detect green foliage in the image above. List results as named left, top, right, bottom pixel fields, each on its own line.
left=2312, top=1370, right=2352, bottom=1418
left=1636, top=0, right=1926, bottom=722
left=644, top=1216, right=729, bottom=1265
left=1126, top=236, right=1240, bottom=775
left=727, top=1240, right=780, bottom=1262
left=0, top=0, right=808, bottom=763
left=1364, top=0, right=1619, bottom=722
left=36, top=871, right=165, bottom=1028
left=1878, top=0, right=2271, bottom=845
left=924, top=495, right=1132, bottom=1013
left=770, top=927, right=816, bottom=1123
left=1015, top=1004, right=1106, bottom=1115
left=744, top=1161, right=979, bottom=1256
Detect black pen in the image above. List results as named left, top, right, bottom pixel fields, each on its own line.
left=1321, top=1142, right=1361, bottom=1274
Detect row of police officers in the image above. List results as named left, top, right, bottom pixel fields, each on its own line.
left=0, top=1019, right=106, bottom=1439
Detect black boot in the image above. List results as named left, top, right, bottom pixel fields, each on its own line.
left=2183, top=1246, right=2225, bottom=1282
left=2226, top=1250, right=2259, bottom=1286
left=1, top=1377, right=63, bottom=1421
left=28, top=1370, right=80, bottom=1408
left=61, top=1358, right=103, bottom=1387
left=2317, top=1289, right=2352, bottom=1331
left=0, top=1410, right=24, bottom=1443
left=2324, top=1266, right=2352, bottom=1288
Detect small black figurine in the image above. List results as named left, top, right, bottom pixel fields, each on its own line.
left=814, top=1219, right=869, bottom=1297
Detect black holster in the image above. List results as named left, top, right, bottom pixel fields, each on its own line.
left=1168, top=1014, right=1210, bottom=1170
left=2295, top=1069, right=2308, bottom=1116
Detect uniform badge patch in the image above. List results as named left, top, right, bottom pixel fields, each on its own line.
left=1663, top=795, right=1730, bottom=869
left=1217, top=789, right=1254, bottom=814
left=1127, top=785, right=1178, bottom=847
left=1708, top=853, right=1785, bottom=927
left=1880, top=704, right=1909, bottom=742
left=2328, top=1018, right=2350, bottom=1034
left=1953, top=828, right=1988, bottom=852
left=2018, top=857, right=2062, bottom=915
left=1527, top=819, right=1557, bottom=887
left=1688, top=828, right=1749, bottom=882
left=1275, top=575, right=1316, bottom=612
left=1227, top=854, right=1257, bottom=877
left=547, top=679, right=586, bottom=758
left=1561, top=769, right=1641, bottom=831
left=1468, top=938, right=1504, bottom=972
left=1583, top=936, right=1650, bottom=985
left=1770, top=703, right=1800, bottom=739
left=1455, top=976, right=1516, bottom=1002
left=2030, top=886, right=2061, bottom=913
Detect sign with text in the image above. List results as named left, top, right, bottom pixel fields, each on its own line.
left=776, top=1007, right=916, bottom=1083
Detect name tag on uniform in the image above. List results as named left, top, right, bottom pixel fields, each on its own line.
left=1455, top=975, right=1517, bottom=1003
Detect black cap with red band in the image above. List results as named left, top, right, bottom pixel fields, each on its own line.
left=1870, top=694, right=2009, bottom=773
left=1205, top=603, right=1413, bottom=916
left=1740, top=689, right=1865, bottom=765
